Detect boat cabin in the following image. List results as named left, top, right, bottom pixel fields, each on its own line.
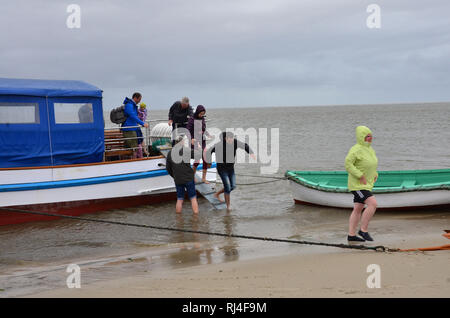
left=0, top=78, right=105, bottom=168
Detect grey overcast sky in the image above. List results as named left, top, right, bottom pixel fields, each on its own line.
left=1, top=0, right=449, bottom=109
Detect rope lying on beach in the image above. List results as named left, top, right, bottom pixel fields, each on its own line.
left=210, top=174, right=450, bottom=251
left=0, top=207, right=387, bottom=252
left=395, top=230, right=450, bottom=252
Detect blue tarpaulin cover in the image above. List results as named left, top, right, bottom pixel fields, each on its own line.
left=0, top=78, right=102, bottom=97
left=0, top=78, right=104, bottom=168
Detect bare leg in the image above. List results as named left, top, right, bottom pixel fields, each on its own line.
left=193, top=165, right=198, bottom=176
left=224, top=193, right=231, bottom=211
left=360, top=196, right=377, bottom=232
left=348, top=203, right=364, bottom=236
left=176, top=199, right=184, bottom=214
left=142, top=142, right=148, bottom=157
left=190, top=197, right=199, bottom=214
left=214, top=188, right=225, bottom=202
left=202, top=168, right=209, bottom=184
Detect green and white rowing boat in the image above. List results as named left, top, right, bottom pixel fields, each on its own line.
left=285, top=169, right=450, bottom=209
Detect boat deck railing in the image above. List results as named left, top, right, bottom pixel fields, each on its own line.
left=104, top=119, right=171, bottom=161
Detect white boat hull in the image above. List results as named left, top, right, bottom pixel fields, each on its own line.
left=288, top=180, right=450, bottom=209
left=0, top=157, right=217, bottom=225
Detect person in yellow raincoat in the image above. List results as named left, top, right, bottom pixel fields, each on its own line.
left=345, top=126, right=378, bottom=242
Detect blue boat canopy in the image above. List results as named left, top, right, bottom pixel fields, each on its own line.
left=0, top=78, right=104, bottom=168
left=0, top=78, right=102, bottom=98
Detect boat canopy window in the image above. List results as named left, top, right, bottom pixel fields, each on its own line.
left=54, top=103, right=93, bottom=124
left=0, top=103, right=39, bottom=124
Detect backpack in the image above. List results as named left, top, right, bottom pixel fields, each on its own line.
left=110, top=105, right=127, bottom=124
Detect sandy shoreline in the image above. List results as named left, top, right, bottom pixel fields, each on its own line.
left=26, top=234, right=450, bottom=298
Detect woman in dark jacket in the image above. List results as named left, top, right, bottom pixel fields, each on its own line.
left=186, top=105, right=211, bottom=184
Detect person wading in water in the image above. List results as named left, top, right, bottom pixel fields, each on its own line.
left=205, top=131, right=256, bottom=211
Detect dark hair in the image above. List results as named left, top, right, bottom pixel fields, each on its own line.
left=132, top=92, right=142, bottom=99
left=220, top=131, right=234, bottom=141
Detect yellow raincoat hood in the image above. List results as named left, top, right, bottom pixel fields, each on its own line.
left=356, top=126, right=372, bottom=147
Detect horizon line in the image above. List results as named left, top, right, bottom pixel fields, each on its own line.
left=103, top=100, right=450, bottom=111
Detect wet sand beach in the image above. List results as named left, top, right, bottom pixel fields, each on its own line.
left=5, top=215, right=448, bottom=298
left=27, top=233, right=449, bottom=298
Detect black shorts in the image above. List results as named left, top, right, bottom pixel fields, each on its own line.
left=351, top=190, right=373, bottom=204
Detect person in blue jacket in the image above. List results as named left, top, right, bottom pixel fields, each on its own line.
left=121, top=92, right=149, bottom=158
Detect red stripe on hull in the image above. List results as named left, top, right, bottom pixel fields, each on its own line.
left=293, top=199, right=450, bottom=211
left=0, top=193, right=177, bottom=226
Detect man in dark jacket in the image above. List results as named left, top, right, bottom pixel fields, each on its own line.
left=205, top=131, right=256, bottom=211
left=165, top=136, right=199, bottom=214
left=168, top=96, right=194, bottom=145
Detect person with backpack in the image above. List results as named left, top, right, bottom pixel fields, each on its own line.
left=121, top=92, right=149, bottom=158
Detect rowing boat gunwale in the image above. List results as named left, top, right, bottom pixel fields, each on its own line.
left=285, top=169, right=450, bottom=193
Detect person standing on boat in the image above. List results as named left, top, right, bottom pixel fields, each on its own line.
left=187, top=105, right=212, bottom=184
left=137, top=102, right=148, bottom=158
left=205, top=131, right=256, bottom=211
left=165, top=136, right=199, bottom=214
left=138, top=102, right=148, bottom=122
left=168, top=97, right=194, bottom=145
left=345, top=126, right=378, bottom=242
left=122, top=93, right=149, bottom=158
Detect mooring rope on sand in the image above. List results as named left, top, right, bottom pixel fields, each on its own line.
left=0, top=207, right=387, bottom=252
